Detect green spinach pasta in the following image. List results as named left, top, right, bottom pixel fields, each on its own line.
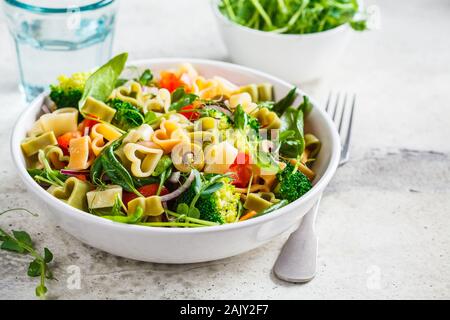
left=21, top=53, right=321, bottom=227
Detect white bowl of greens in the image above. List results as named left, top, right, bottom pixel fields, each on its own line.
left=213, top=0, right=367, bottom=84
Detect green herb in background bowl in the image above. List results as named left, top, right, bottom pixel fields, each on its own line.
left=212, top=0, right=372, bottom=83
left=219, top=0, right=367, bottom=34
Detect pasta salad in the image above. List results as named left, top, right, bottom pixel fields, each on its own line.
left=21, top=53, right=321, bottom=227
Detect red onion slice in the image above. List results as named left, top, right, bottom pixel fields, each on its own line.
left=61, top=169, right=90, bottom=176
left=160, top=170, right=195, bottom=202
left=41, top=103, right=51, bottom=114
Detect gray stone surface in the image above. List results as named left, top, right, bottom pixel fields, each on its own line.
left=0, top=0, right=449, bottom=299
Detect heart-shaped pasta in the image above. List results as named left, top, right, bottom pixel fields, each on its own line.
left=113, top=81, right=144, bottom=108
left=44, top=145, right=69, bottom=169
left=39, top=107, right=79, bottom=137
left=255, top=107, right=281, bottom=129
left=152, top=119, right=189, bottom=153
left=47, top=177, right=91, bottom=211
left=127, top=196, right=164, bottom=217
left=171, top=142, right=205, bottom=172
left=142, top=88, right=171, bottom=113
left=123, top=124, right=154, bottom=144
left=229, top=92, right=258, bottom=113
left=90, top=123, right=123, bottom=156
left=123, top=143, right=164, bottom=177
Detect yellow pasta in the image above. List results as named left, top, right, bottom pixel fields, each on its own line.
left=47, top=177, right=91, bottom=211
left=171, top=142, right=205, bottom=172
left=112, top=81, right=144, bottom=108
left=228, top=92, right=258, bottom=114
left=203, top=141, right=238, bottom=174
left=255, top=107, right=281, bottom=129
left=142, top=88, right=171, bottom=113
left=21, top=131, right=58, bottom=157
left=43, top=145, right=69, bottom=169
left=243, top=193, right=273, bottom=212
left=152, top=119, right=189, bottom=153
left=86, top=185, right=122, bottom=209
left=90, top=123, right=123, bottom=156
left=67, top=136, right=93, bottom=170
left=128, top=196, right=164, bottom=216
left=123, top=143, right=164, bottom=177
left=81, top=97, right=116, bottom=122
left=39, top=108, right=78, bottom=137
left=123, top=124, right=154, bottom=144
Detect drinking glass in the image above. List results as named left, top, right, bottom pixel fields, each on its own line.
left=2, top=0, right=118, bottom=101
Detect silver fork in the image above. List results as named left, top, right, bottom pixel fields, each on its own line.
left=273, top=92, right=356, bottom=283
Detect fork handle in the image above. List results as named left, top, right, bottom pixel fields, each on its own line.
left=273, top=196, right=321, bottom=283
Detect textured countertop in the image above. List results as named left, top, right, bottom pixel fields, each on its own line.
left=1, top=0, right=449, bottom=300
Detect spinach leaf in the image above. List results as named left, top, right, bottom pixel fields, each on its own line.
left=133, top=176, right=160, bottom=188
left=79, top=52, right=128, bottom=110
left=279, top=104, right=305, bottom=158
left=272, top=87, right=298, bottom=116
left=137, top=69, right=153, bottom=85
left=169, top=87, right=198, bottom=111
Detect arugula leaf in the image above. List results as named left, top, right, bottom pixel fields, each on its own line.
left=157, top=165, right=172, bottom=196
left=169, top=87, right=198, bottom=111
left=137, top=69, right=153, bottom=85
left=299, top=95, right=313, bottom=115
left=90, top=139, right=142, bottom=196
left=233, top=104, right=248, bottom=130
left=79, top=52, right=128, bottom=110
left=272, top=87, right=298, bottom=116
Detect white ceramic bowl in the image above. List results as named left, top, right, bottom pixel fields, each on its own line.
left=212, top=0, right=353, bottom=84
left=11, top=58, right=340, bottom=263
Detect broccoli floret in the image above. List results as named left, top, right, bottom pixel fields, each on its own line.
left=175, top=179, right=240, bottom=224
left=108, top=99, right=144, bottom=130
left=49, top=72, right=90, bottom=108
left=275, top=163, right=312, bottom=202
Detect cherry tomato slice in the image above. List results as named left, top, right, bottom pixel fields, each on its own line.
left=159, top=71, right=185, bottom=93
left=179, top=105, right=200, bottom=121
left=57, top=131, right=82, bottom=155
left=229, top=152, right=253, bottom=188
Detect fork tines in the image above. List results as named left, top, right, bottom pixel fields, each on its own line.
left=325, top=92, right=356, bottom=165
